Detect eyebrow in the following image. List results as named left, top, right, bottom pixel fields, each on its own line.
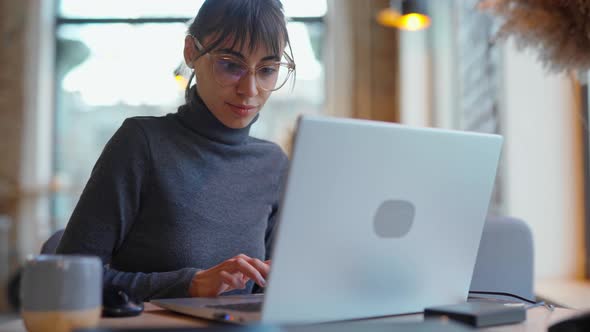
left=217, top=48, right=281, bottom=62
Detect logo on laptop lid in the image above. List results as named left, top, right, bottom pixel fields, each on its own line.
left=373, top=200, right=415, bottom=238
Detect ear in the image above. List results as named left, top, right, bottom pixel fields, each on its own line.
left=184, top=35, right=197, bottom=69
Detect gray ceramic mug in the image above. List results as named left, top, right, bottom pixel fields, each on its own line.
left=20, top=255, right=102, bottom=332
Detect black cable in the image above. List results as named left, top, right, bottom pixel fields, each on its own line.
left=468, top=290, right=536, bottom=304
left=469, top=291, right=555, bottom=311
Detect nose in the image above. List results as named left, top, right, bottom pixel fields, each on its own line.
left=236, top=71, right=259, bottom=97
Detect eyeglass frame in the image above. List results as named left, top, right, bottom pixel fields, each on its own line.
left=189, top=35, right=296, bottom=92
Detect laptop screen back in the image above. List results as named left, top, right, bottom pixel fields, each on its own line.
left=262, top=116, right=503, bottom=323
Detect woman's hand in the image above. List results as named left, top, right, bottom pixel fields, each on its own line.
left=189, top=254, right=271, bottom=297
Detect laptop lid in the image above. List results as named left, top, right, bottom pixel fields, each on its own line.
left=261, top=115, right=503, bottom=323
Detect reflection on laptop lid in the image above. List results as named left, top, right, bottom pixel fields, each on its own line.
left=152, top=115, right=503, bottom=325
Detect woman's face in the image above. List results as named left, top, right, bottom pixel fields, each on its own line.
left=184, top=36, right=283, bottom=129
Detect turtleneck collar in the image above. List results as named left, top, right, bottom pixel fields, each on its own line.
left=176, top=86, right=258, bottom=145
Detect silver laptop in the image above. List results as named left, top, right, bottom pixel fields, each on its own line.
left=152, top=115, right=503, bottom=324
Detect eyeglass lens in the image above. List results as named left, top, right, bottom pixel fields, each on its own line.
left=212, top=57, right=291, bottom=91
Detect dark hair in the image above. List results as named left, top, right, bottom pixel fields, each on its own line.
left=185, top=0, right=294, bottom=99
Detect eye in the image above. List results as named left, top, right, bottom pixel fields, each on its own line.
left=258, top=65, right=279, bottom=77
left=218, top=59, right=245, bottom=74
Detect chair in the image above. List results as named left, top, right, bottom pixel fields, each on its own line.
left=469, top=216, right=535, bottom=300
left=40, top=229, right=65, bottom=254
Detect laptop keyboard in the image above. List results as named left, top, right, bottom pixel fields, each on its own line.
left=205, top=301, right=263, bottom=312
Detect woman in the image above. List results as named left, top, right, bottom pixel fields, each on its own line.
left=56, top=0, right=296, bottom=301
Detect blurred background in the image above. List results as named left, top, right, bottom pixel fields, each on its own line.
left=1, top=0, right=589, bottom=312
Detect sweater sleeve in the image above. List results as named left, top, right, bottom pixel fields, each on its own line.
left=56, top=118, right=197, bottom=301
left=103, top=266, right=199, bottom=300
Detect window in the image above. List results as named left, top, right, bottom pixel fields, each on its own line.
left=53, top=1, right=327, bottom=228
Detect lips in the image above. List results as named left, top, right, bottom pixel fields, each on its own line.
left=226, top=102, right=258, bottom=118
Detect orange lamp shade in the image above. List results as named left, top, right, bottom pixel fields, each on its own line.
left=376, top=8, right=402, bottom=28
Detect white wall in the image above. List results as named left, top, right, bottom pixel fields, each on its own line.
left=399, top=30, right=431, bottom=127
left=427, top=0, right=457, bottom=130
left=501, top=41, right=586, bottom=279
left=399, top=1, right=456, bottom=129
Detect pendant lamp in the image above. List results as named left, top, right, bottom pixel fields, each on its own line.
left=377, top=0, right=431, bottom=31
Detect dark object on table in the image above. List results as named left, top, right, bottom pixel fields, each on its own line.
left=549, top=311, right=590, bottom=332
left=6, top=268, right=22, bottom=311
left=424, top=302, right=525, bottom=327
left=102, top=286, right=144, bottom=317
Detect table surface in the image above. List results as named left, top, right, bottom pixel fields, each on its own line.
left=0, top=303, right=581, bottom=332
left=536, top=278, right=590, bottom=310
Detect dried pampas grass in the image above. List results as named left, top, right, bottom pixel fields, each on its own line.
left=480, top=0, right=590, bottom=73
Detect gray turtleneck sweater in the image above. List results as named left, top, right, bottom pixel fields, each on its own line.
left=56, top=88, right=289, bottom=301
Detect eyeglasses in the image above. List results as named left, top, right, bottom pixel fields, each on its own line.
left=191, top=36, right=295, bottom=92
